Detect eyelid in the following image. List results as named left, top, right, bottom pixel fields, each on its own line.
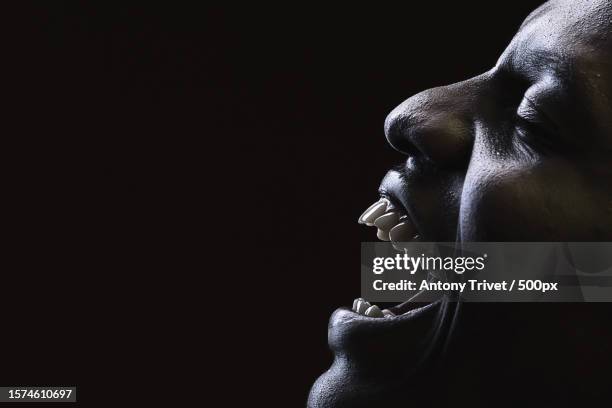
left=516, top=98, right=539, bottom=121
left=516, top=96, right=559, bottom=134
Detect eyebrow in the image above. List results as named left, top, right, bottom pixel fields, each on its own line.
left=496, top=34, right=569, bottom=84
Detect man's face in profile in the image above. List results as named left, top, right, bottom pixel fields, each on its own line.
left=376, top=0, right=612, bottom=245
left=310, top=1, right=612, bottom=407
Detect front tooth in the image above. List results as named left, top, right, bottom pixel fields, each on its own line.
left=389, top=220, right=417, bottom=242
left=355, top=299, right=371, bottom=314
left=382, top=309, right=395, bottom=317
left=373, top=211, right=400, bottom=230
left=358, top=199, right=388, bottom=226
left=377, top=229, right=390, bottom=241
left=358, top=201, right=381, bottom=223
left=364, top=305, right=384, bottom=318
left=352, top=298, right=365, bottom=312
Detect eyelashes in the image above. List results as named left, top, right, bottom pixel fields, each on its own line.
left=515, top=115, right=549, bottom=137
left=513, top=97, right=558, bottom=150
left=514, top=115, right=556, bottom=152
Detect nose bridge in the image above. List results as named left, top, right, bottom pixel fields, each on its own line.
left=385, top=74, right=487, bottom=166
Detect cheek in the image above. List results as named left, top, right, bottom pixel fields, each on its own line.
left=459, top=157, right=608, bottom=241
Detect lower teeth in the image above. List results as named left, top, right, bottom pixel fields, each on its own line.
left=351, top=298, right=395, bottom=318
left=351, top=290, right=442, bottom=318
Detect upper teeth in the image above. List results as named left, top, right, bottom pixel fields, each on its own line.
left=373, top=211, right=400, bottom=230
left=358, top=199, right=389, bottom=226
left=358, top=198, right=418, bottom=245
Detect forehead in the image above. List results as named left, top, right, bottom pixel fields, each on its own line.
left=501, top=0, right=612, bottom=77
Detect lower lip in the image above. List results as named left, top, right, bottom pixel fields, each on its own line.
left=327, top=298, right=448, bottom=356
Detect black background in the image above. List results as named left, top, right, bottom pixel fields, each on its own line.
left=9, top=2, right=546, bottom=406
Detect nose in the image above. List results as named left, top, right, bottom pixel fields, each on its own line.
left=384, top=77, right=482, bottom=168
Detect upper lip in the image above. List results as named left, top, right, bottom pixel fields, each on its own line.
left=378, top=169, right=417, bottom=227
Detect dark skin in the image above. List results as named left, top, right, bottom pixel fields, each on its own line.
left=310, top=1, right=612, bottom=407
left=382, top=0, right=612, bottom=243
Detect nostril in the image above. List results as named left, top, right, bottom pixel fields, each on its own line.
left=384, top=104, right=473, bottom=169
left=384, top=111, right=419, bottom=156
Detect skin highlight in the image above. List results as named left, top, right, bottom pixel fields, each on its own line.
left=309, top=1, right=612, bottom=407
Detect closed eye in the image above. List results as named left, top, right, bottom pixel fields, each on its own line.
left=514, top=97, right=559, bottom=150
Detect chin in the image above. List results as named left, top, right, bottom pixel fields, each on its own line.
left=308, top=295, right=458, bottom=408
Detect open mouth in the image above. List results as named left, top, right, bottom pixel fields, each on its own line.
left=353, top=196, right=445, bottom=319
